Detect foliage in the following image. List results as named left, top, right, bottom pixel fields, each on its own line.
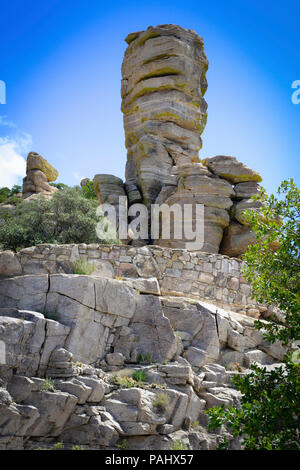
left=0, top=187, right=104, bottom=251
left=132, top=369, right=148, bottom=382
left=40, top=378, right=55, bottom=392
left=137, top=352, right=157, bottom=364
left=206, top=180, right=300, bottom=450
left=153, top=393, right=170, bottom=413
left=72, top=257, right=96, bottom=275
left=52, top=442, right=64, bottom=450
left=116, top=439, right=130, bottom=450
left=81, top=180, right=97, bottom=200
left=242, top=179, right=300, bottom=344
left=0, top=187, right=10, bottom=203
left=170, top=440, right=188, bottom=450
left=0, top=185, right=22, bottom=205
left=110, top=374, right=147, bottom=389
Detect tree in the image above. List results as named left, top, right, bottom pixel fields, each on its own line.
left=81, top=180, right=97, bottom=200
left=0, top=185, right=22, bottom=203
left=206, top=179, right=300, bottom=450
left=0, top=187, right=118, bottom=251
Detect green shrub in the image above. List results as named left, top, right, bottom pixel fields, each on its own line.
left=137, top=352, right=157, bottom=364
left=110, top=374, right=147, bottom=389
left=0, top=185, right=22, bottom=204
left=73, top=257, right=96, bottom=275
left=170, top=440, right=188, bottom=450
left=116, top=439, right=130, bottom=450
left=0, top=187, right=11, bottom=203
left=72, top=445, right=83, bottom=450
left=0, top=187, right=116, bottom=251
left=53, top=442, right=64, bottom=450
left=81, top=181, right=97, bottom=200
left=132, top=370, right=148, bottom=382
left=40, top=378, right=55, bottom=392
left=110, top=375, right=137, bottom=388
left=153, top=393, right=170, bottom=413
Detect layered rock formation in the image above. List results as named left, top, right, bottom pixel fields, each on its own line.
left=0, top=266, right=285, bottom=450
left=22, top=152, right=58, bottom=199
left=78, top=25, right=264, bottom=257
left=121, top=24, right=208, bottom=208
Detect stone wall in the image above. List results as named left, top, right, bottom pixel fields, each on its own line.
left=1, top=244, right=272, bottom=319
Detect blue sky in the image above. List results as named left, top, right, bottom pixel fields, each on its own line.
left=0, top=0, right=299, bottom=193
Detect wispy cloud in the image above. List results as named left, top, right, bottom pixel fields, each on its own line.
left=0, top=115, right=32, bottom=187
left=73, top=171, right=83, bottom=182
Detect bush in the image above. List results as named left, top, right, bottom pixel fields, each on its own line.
left=206, top=180, right=300, bottom=450
left=116, top=439, right=130, bottom=450
left=137, top=352, right=157, bottom=364
left=132, top=370, right=148, bottom=382
left=81, top=181, right=97, bottom=200
left=52, top=442, right=64, bottom=450
left=40, top=378, right=55, bottom=392
left=0, top=185, right=21, bottom=204
left=170, top=440, right=188, bottom=450
left=0, top=187, right=118, bottom=251
left=153, top=393, right=170, bottom=413
left=73, top=257, right=96, bottom=275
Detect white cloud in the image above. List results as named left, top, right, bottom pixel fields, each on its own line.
left=73, top=171, right=83, bottom=182
left=0, top=116, right=32, bottom=188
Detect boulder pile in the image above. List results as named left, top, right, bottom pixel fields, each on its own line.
left=22, top=152, right=58, bottom=199
left=88, top=24, right=262, bottom=256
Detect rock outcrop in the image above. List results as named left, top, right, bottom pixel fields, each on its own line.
left=22, top=152, right=58, bottom=199
left=121, top=24, right=208, bottom=208
left=0, top=25, right=274, bottom=450
left=0, top=266, right=285, bottom=450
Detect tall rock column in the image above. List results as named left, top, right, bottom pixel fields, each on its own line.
left=121, top=24, right=208, bottom=208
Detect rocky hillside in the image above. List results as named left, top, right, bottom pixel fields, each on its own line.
left=0, top=245, right=285, bottom=450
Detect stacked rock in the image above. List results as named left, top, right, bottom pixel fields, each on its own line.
left=93, top=174, right=128, bottom=242
left=202, top=156, right=262, bottom=257
left=46, top=348, right=78, bottom=378
left=121, top=24, right=208, bottom=208
left=154, top=163, right=234, bottom=252
left=22, top=152, right=58, bottom=199
left=93, top=174, right=125, bottom=206
left=119, top=26, right=264, bottom=255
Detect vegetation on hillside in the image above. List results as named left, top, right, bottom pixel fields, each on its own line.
left=0, top=185, right=22, bottom=205
left=207, top=179, right=300, bottom=450
left=0, top=186, right=118, bottom=251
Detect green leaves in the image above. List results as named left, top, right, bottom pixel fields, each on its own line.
left=0, top=187, right=103, bottom=251
left=206, top=179, right=300, bottom=450
left=242, top=179, right=300, bottom=345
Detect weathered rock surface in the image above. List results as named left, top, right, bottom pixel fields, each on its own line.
left=122, top=24, right=208, bottom=208
left=202, top=156, right=262, bottom=184
left=22, top=152, right=58, bottom=199
left=233, top=182, right=261, bottom=200
left=93, top=174, right=125, bottom=205
left=0, top=267, right=284, bottom=450
left=220, top=222, right=256, bottom=258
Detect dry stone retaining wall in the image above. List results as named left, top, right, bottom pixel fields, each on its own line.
left=1, top=244, right=271, bottom=319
